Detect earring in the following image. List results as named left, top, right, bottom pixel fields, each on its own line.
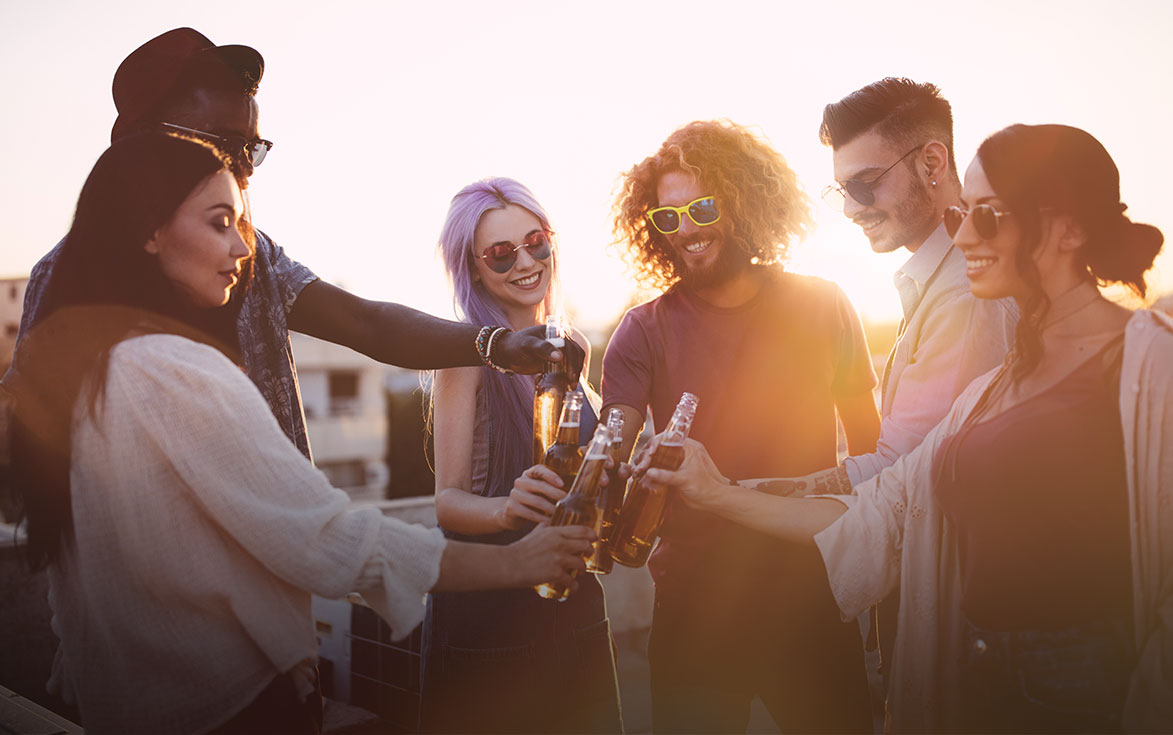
left=931, top=180, right=937, bottom=188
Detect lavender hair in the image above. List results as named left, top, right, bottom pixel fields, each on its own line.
left=433, top=177, right=565, bottom=491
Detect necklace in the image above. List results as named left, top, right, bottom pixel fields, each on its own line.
left=1040, top=280, right=1102, bottom=331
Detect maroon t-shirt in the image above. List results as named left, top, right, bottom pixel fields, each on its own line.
left=602, top=270, right=876, bottom=590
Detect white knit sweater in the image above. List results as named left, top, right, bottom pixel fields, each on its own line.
left=46, top=334, right=447, bottom=735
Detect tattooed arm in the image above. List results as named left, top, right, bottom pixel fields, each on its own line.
left=645, top=438, right=847, bottom=544
left=747, top=465, right=853, bottom=498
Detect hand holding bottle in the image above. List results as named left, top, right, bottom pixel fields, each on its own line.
left=497, top=464, right=568, bottom=530
left=643, top=437, right=730, bottom=512
left=505, top=525, right=595, bottom=592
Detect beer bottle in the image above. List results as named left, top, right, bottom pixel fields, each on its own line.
left=532, top=314, right=571, bottom=464
left=610, top=392, right=698, bottom=568
left=542, top=390, right=584, bottom=491
left=535, top=421, right=612, bottom=601
left=586, top=407, right=629, bottom=574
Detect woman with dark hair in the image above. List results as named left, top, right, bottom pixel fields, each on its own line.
left=645, top=124, right=1172, bottom=732
left=8, top=135, right=594, bottom=735
left=422, top=177, right=622, bottom=733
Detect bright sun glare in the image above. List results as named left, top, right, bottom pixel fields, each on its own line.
left=1, top=1, right=1171, bottom=336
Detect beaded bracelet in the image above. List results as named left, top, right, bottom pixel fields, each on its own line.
left=484, top=327, right=514, bottom=374
left=474, top=325, right=494, bottom=363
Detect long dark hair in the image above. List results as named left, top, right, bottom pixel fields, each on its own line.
left=10, top=132, right=255, bottom=568
left=976, top=124, right=1163, bottom=377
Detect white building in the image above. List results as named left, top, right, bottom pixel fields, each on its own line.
left=289, top=332, right=389, bottom=502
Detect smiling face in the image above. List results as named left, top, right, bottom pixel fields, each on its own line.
left=655, top=169, right=743, bottom=289
left=954, top=157, right=1032, bottom=301
left=832, top=130, right=938, bottom=253
left=145, top=169, right=251, bottom=309
left=470, top=204, right=552, bottom=319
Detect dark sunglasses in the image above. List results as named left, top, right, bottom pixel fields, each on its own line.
left=477, top=229, right=553, bottom=273
left=160, top=122, right=274, bottom=167
left=646, top=196, right=720, bottom=234
left=822, top=145, right=923, bottom=211
left=943, top=204, right=1014, bottom=240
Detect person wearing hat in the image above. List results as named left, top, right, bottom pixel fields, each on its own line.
left=4, top=27, right=582, bottom=462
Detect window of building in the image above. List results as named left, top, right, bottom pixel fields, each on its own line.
left=328, top=371, right=360, bottom=416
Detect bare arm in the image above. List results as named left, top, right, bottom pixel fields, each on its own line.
left=600, top=402, right=645, bottom=462
left=288, top=280, right=577, bottom=373
left=749, top=465, right=853, bottom=498
left=432, top=367, right=571, bottom=535
left=433, top=528, right=593, bottom=592
left=836, top=388, right=880, bottom=458
left=643, top=438, right=848, bottom=544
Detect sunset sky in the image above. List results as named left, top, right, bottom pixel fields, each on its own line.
left=2, top=0, right=1170, bottom=332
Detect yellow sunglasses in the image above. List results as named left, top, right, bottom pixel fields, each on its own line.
left=646, top=196, right=721, bottom=234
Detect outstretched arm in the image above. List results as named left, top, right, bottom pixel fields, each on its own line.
left=288, top=280, right=580, bottom=374
left=644, top=438, right=849, bottom=544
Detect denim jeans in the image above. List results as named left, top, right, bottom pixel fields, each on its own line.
left=959, top=616, right=1132, bottom=733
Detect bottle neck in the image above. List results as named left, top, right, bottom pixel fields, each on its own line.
left=554, top=423, right=580, bottom=445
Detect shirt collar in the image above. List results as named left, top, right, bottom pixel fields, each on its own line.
left=896, top=221, right=952, bottom=288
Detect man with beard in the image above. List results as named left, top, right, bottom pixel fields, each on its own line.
left=601, top=120, right=881, bottom=733
left=815, top=79, right=1017, bottom=704
left=815, top=78, right=1017, bottom=492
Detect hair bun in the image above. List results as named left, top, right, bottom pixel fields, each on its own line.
left=1085, top=218, right=1164, bottom=297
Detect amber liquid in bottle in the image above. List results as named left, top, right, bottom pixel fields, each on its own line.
left=611, top=392, right=697, bottom=568
left=587, top=409, right=628, bottom=574
left=610, top=441, right=685, bottom=567
left=536, top=424, right=610, bottom=601
left=542, top=391, right=583, bottom=490
left=532, top=315, right=570, bottom=465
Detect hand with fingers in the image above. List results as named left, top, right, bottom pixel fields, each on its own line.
left=496, top=463, right=569, bottom=530
left=493, top=324, right=586, bottom=379
left=506, top=524, right=595, bottom=593
left=642, top=437, right=730, bottom=511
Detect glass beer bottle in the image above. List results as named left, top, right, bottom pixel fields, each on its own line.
left=542, top=390, right=584, bottom=490
left=610, top=392, right=698, bottom=568
left=586, top=408, right=629, bottom=574
left=535, top=422, right=612, bottom=601
left=532, top=314, right=571, bottom=464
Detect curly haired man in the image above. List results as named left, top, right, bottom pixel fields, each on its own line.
left=601, top=120, right=880, bottom=733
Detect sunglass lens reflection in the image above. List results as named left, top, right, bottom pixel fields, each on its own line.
left=650, top=210, right=680, bottom=234
left=689, top=198, right=719, bottom=225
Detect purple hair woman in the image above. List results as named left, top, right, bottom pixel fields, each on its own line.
left=421, top=178, right=622, bottom=733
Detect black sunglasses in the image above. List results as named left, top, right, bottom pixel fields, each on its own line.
left=943, top=204, right=1014, bottom=240
left=161, top=122, right=274, bottom=167
left=476, top=229, right=553, bottom=274
left=822, top=145, right=923, bottom=211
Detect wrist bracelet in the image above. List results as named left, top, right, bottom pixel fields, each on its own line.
left=475, top=325, right=494, bottom=363
left=484, top=326, right=514, bottom=374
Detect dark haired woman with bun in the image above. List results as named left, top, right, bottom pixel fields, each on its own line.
left=647, top=124, right=1172, bottom=732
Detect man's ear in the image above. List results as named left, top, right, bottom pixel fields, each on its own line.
left=922, top=141, right=949, bottom=184
left=144, top=232, right=161, bottom=255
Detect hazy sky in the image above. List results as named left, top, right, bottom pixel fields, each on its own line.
left=2, top=0, right=1171, bottom=330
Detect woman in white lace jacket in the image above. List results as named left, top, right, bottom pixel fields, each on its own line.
left=7, top=133, right=594, bottom=735
left=646, top=124, right=1171, bottom=733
